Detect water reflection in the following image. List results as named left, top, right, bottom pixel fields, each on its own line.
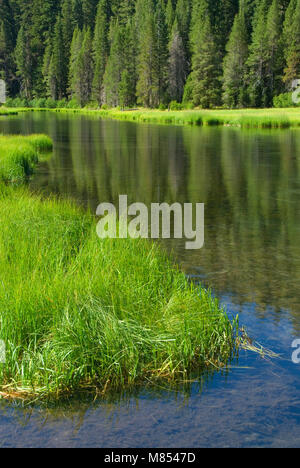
left=1, top=113, right=300, bottom=447
left=6, top=113, right=298, bottom=331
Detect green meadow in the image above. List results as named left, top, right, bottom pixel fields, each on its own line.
left=0, top=134, right=238, bottom=400
left=3, top=106, right=300, bottom=129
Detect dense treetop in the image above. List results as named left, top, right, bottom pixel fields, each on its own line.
left=0, top=0, right=299, bottom=108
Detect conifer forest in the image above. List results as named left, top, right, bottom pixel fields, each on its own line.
left=0, top=0, right=299, bottom=109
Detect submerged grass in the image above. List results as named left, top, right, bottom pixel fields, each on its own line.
left=0, top=135, right=238, bottom=400
left=0, top=134, right=52, bottom=182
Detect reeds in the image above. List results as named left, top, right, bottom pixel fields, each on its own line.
left=0, top=135, right=239, bottom=400
left=0, top=135, right=52, bottom=182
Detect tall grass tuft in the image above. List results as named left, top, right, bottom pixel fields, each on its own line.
left=0, top=135, right=52, bottom=182
left=0, top=134, right=239, bottom=400
left=0, top=187, right=238, bottom=399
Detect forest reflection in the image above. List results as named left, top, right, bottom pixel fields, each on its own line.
left=4, top=113, right=299, bottom=331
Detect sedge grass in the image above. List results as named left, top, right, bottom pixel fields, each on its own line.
left=0, top=134, right=52, bottom=182
left=0, top=135, right=239, bottom=400
left=6, top=106, right=300, bottom=129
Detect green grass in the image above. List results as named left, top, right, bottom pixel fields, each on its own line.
left=0, top=134, right=53, bottom=182
left=0, top=135, right=238, bottom=400
left=4, top=106, right=300, bottom=129
left=0, top=108, right=18, bottom=116
left=90, top=107, right=300, bottom=128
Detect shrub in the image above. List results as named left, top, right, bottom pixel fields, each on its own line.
left=273, top=93, right=296, bottom=108
left=169, top=101, right=183, bottom=111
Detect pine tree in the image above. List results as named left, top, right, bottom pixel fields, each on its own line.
left=82, top=0, right=98, bottom=29
left=45, top=16, right=68, bottom=100
left=118, top=0, right=136, bottom=24
left=186, top=0, right=221, bottom=108
left=175, top=0, right=191, bottom=58
left=265, top=0, right=283, bottom=100
left=214, top=0, right=239, bottom=54
left=103, top=20, right=124, bottom=106
left=136, top=0, right=159, bottom=107
left=168, top=19, right=187, bottom=102
left=0, top=0, right=16, bottom=89
left=155, top=0, right=169, bottom=104
left=119, top=69, right=132, bottom=107
left=61, top=0, right=75, bottom=58
left=166, top=0, right=175, bottom=35
left=73, top=0, right=84, bottom=30
left=75, top=27, right=94, bottom=105
left=15, top=25, right=32, bottom=99
left=69, top=27, right=83, bottom=99
left=92, top=0, right=111, bottom=105
left=223, top=9, right=249, bottom=107
left=283, top=0, right=300, bottom=85
left=247, top=0, right=270, bottom=107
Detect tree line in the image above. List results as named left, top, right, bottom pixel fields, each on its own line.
left=0, top=0, right=299, bottom=108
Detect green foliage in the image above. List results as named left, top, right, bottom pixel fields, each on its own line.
left=169, top=100, right=183, bottom=110
left=273, top=92, right=295, bottom=106
left=0, top=134, right=238, bottom=399
left=0, top=134, right=52, bottom=182
left=1, top=0, right=299, bottom=108
left=223, top=10, right=248, bottom=108
left=187, top=0, right=222, bottom=108
left=92, top=0, right=111, bottom=105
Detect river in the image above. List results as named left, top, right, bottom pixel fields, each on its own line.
left=0, top=111, right=299, bottom=447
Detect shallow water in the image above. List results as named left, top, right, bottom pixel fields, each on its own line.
left=0, top=112, right=299, bottom=447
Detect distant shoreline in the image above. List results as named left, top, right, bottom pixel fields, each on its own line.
left=3, top=106, right=300, bottom=129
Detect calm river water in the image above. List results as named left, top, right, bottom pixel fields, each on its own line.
left=0, top=112, right=299, bottom=447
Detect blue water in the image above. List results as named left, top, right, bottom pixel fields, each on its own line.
left=0, top=112, right=299, bottom=448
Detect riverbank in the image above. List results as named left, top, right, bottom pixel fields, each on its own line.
left=2, top=106, right=300, bottom=128
left=0, top=134, right=238, bottom=400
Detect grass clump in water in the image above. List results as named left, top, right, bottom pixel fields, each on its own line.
left=0, top=134, right=52, bottom=182
left=0, top=135, right=238, bottom=400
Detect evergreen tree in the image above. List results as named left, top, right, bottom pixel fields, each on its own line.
left=0, top=0, right=16, bottom=91
left=168, top=19, right=187, bottom=102
left=223, top=9, right=248, bottom=107
left=155, top=0, right=169, bottom=104
left=265, top=0, right=283, bottom=100
left=175, top=0, right=191, bottom=58
left=62, top=0, right=75, bottom=57
left=103, top=20, right=124, bottom=106
left=283, top=0, right=300, bottom=85
left=136, top=0, right=159, bottom=107
left=166, top=0, right=175, bottom=35
left=73, top=0, right=84, bottom=30
left=82, top=0, right=99, bottom=29
left=75, top=27, right=94, bottom=105
left=214, top=0, right=239, bottom=54
left=186, top=0, right=221, bottom=108
left=45, top=16, right=68, bottom=100
left=118, top=0, right=136, bottom=24
left=69, top=27, right=83, bottom=99
left=247, top=0, right=270, bottom=107
left=93, top=0, right=111, bottom=105
left=15, top=25, right=32, bottom=99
